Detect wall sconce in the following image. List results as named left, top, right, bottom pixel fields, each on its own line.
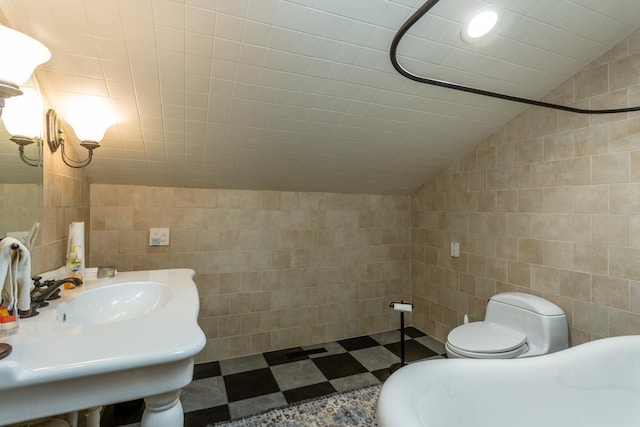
left=2, top=85, right=44, bottom=167
left=46, top=98, right=114, bottom=168
left=0, top=24, right=50, bottom=118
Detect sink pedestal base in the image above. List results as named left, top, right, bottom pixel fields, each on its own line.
left=142, top=390, right=184, bottom=427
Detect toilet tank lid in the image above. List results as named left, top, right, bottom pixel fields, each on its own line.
left=490, top=292, right=565, bottom=316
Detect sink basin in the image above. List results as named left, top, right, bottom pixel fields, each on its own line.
left=0, top=268, right=206, bottom=427
left=56, top=282, right=173, bottom=324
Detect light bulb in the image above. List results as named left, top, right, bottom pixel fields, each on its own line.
left=461, top=8, right=500, bottom=43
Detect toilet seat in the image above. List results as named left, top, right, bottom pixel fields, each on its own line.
left=446, top=321, right=529, bottom=359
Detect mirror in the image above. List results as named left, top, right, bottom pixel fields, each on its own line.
left=0, top=79, right=43, bottom=247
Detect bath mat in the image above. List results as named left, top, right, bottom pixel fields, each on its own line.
left=211, top=384, right=381, bottom=427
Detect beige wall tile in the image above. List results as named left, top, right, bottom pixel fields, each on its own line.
left=544, top=132, right=573, bottom=160
left=609, top=118, right=640, bottom=152
left=544, top=241, right=574, bottom=269
left=592, top=153, right=629, bottom=183
left=91, top=185, right=411, bottom=362
left=592, top=275, right=629, bottom=310
left=631, top=151, right=640, bottom=181
left=573, top=185, right=608, bottom=214
left=518, top=239, right=543, bottom=264
left=559, top=270, right=591, bottom=301
left=574, top=64, right=609, bottom=100
left=592, top=215, right=628, bottom=246
left=531, top=161, right=558, bottom=187
left=544, top=187, right=574, bottom=213
left=530, top=265, right=559, bottom=294
left=572, top=301, right=608, bottom=336
left=630, top=216, right=640, bottom=248
left=573, top=244, right=608, bottom=275
left=518, top=189, right=544, bottom=213
left=508, top=261, right=530, bottom=287
left=574, top=126, right=608, bottom=157
left=610, top=246, right=640, bottom=280
left=610, top=183, right=640, bottom=214
left=610, top=53, right=640, bottom=91
left=558, top=158, right=590, bottom=185
left=630, top=281, right=640, bottom=314
left=608, top=309, right=640, bottom=336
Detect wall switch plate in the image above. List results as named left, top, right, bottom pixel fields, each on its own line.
left=149, top=228, right=170, bottom=246
left=450, top=241, right=460, bottom=258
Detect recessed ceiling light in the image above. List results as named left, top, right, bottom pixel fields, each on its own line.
left=461, top=8, right=500, bottom=43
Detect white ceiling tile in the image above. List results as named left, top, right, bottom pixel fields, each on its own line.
left=213, top=38, right=241, bottom=62
left=273, top=1, right=306, bottom=31
left=185, top=5, right=216, bottom=35
left=122, top=19, right=156, bottom=47
left=215, top=14, right=244, bottom=40
left=162, top=89, right=186, bottom=105
left=298, top=8, right=330, bottom=37
left=186, top=32, right=213, bottom=57
left=155, top=26, right=185, bottom=51
left=186, top=54, right=212, bottom=76
left=83, top=0, right=119, bottom=15
left=151, top=0, right=185, bottom=29
left=159, top=69, right=185, bottom=90
left=87, top=13, right=124, bottom=40
left=238, top=44, right=266, bottom=67
left=117, top=0, right=153, bottom=22
left=185, top=75, right=210, bottom=93
left=106, top=80, right=135, bottom=98
left=157, top=49, right=185, bottom=72
left=96, top=39, right=130, bottom=63
left=290, top=32, right=319, bottom=56
left=215, top=0, right=247, bottom=18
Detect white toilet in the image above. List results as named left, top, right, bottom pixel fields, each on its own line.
left=445, top=292, right=568, bottom=359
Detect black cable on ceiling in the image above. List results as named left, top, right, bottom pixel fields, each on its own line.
left=390, top=0, right=640, bottom=114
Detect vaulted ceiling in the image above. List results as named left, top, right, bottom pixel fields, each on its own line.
left=2, top=0, right=640, bottom=194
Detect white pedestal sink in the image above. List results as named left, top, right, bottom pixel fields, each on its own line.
left=0, top=268, right=206, bottom=426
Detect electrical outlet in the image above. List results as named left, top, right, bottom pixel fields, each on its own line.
left=149, top=228, right=170, bottom=246
left=450, top=241, right=460, bottom=258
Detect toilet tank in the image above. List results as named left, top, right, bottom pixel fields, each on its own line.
left=486, top=292, right=568, bottom=356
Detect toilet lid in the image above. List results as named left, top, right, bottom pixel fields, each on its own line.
left=447, top=321, right=527, bottom=354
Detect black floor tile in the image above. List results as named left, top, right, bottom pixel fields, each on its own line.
left=312, top=353, right=368, bottom=380
left=224, top=367, right=280, bottom=402
left=263, top=346, right=309, bottom=366
left=371, top=368, right=393, bottom=382
left=193, top=361, right=221, bottom=380
left=185, top=404, right=230, bottom=427
left=338, top=335, right=379, bottom=351
left=385, top=340, right=437, bottom=362
left=283, top=381, right=337, bottom=404
left=404, top=327, right=427, bottom=338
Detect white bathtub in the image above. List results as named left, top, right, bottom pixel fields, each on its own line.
left=377, top=336, right=640, bottom=427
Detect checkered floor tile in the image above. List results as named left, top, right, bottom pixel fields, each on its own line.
left=104, top=327, right=446, bottom=427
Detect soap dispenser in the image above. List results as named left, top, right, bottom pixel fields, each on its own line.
left=66, top=246, right=83, bottom=285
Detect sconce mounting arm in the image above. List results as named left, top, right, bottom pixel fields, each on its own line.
left=46, top=108, right=99, bottom=168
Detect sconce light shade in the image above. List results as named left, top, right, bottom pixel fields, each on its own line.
left=65, top=97, right=115, bottom=143
left=47, top=97, right=115, bottom=168
left=2, top=85, right=43, bottom=139
left=0, top=24, right=51, bottom=86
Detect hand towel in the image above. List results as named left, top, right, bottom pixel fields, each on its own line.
left=0, top=238, right=14, bottom=310
left=0, top=237, right=32, bottom=312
